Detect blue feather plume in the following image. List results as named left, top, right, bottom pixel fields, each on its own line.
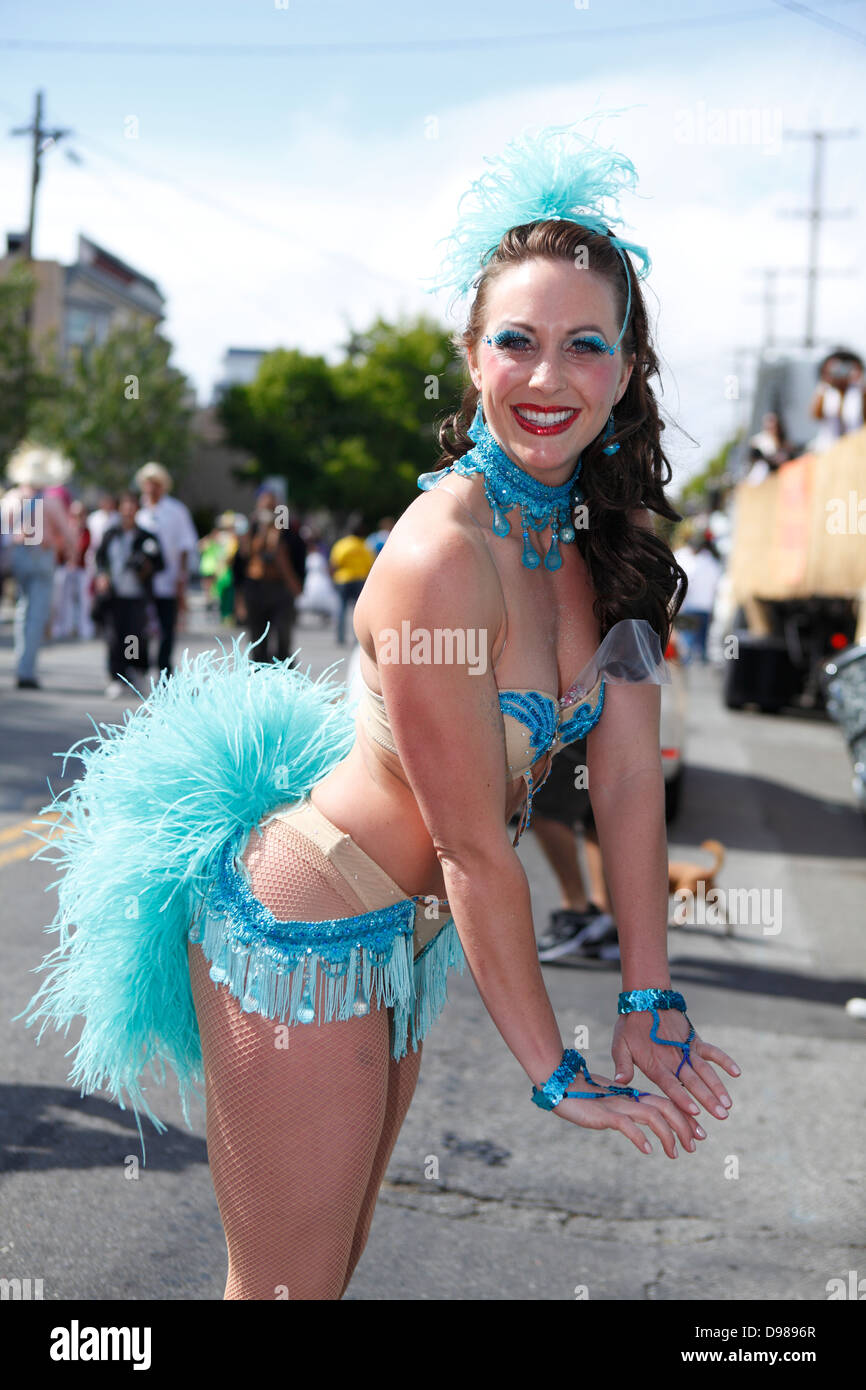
left=17, top=638, right=356, bottom=1144
left=424, top=117, right=651, bottom=306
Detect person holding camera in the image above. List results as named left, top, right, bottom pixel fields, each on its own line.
left=94, top=491, right=165, bottom=698
left=810, top=350, right=866, bottom=452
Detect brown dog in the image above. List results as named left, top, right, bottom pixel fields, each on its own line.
left=668, top=839, right=730, bottom=932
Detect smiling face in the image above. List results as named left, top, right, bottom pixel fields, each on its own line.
left=466, top=257, right=634, bottom=484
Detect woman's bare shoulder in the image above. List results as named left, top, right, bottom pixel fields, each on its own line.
left=355, top=489, right=502, bottom=657
left=381, top=486, right=483, bottom=552
left=364, top=488, right=497, bottom=597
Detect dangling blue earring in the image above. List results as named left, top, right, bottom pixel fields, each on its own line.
left=601, top=410, right=620, bottom=455
left=468, top=396, right=484, bottom=441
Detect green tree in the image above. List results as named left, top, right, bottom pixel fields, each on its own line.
left=330, top=313, right=464, bottom=518
left=0, top=262, right=63, bottom=464
left=218, top=349, right=341, bottom=509
left=32, top=318, right=194, bottom=492
left=678, top=432, right=742, bottom=508
left=218, top=314, right=466, bottom=519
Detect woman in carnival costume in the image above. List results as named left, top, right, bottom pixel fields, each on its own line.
left=20, top=118, right=741, bottom=1300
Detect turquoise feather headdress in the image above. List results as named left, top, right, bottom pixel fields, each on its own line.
left=424, top=118, right=651, bottom=353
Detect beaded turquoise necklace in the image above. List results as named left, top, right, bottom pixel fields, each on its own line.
left=418, top=401, right=583, bottom=571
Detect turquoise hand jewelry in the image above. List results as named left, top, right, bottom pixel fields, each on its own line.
left=531, top=1048, right=647, bottom=1110
left=418, top=400, right=583, bottom=571
left=618, top=988, right=696, bottom=1079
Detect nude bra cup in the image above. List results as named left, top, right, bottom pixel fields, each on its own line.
left=356, top=617, right=670, bottom=782
left=357, top=674, right=596, bottom=779
left=500, top=614, right=672, bottom=773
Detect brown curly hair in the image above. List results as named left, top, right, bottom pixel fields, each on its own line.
left=435, top=220, right=687, bottom=646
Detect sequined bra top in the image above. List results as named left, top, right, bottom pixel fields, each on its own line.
left=358, top=662, right=605, bottom=848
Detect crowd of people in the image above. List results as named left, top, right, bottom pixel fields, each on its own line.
left=0, top=439, right=398, bottom=693
left=197, top=507, right=394, bottom=652
left=0, top=450, right=201, bottom=694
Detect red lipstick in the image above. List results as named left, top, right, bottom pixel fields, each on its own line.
left=510, top=404, right=580, bottom=436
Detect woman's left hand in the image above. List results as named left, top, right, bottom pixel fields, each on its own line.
left=611, top=1009, right=741, bottom=1122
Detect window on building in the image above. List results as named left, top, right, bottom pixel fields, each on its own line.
left=65, top=305, right=112, bottom=352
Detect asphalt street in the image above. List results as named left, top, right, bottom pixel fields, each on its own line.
left=1, top=595, right=864, bottom=1302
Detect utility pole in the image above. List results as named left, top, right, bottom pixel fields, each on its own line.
left=781, top=126, right=858, bottom=348
left=745, top=268, right=797, bottom=351
left=11, top=90, right=73, bottom=262
left=729, top=345, right=760, bottom=474
left=7, top=92, right=73, bottom=442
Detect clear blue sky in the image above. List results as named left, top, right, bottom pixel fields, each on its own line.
left=2, top=0, right=865, bottom=483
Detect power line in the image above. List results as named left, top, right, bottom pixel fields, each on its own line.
left=0, top=5, right=861, bottom=58
left=68, top=144, right=363, bottom=344
left=69, top=131, right=410, bottom=294
left=771, top=0, right=866, bottom=45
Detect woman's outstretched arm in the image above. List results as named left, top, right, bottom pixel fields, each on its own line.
left=586, top=681, right=741, bottom=1120
left=364, top=505, right=701, bottom=1156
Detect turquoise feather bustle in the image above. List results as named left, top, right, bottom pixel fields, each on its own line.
left=18, top=638, right=357, bottom=1141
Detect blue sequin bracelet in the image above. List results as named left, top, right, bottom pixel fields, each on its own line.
left=531, top=1048, right=647, bottom=1111
left=617, top=989, right=696, bottom=1079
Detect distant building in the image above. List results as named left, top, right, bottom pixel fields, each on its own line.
left=0, top=233, right=270, bottom=520
left=0, top=232, right=166, bottom=370
left=181, top=404, right=260, bottom=525
left=212, top=347, right=269, bottom=402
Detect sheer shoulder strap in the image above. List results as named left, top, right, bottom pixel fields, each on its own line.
left=436, top=482, right=485, bottom=532
left=561, top=618, right=670, bottom=704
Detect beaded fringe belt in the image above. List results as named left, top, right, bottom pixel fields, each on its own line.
left=191, top=834, right=466, bottom=1061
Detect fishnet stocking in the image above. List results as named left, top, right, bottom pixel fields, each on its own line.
left=188, top=814, right=422, bottom=1300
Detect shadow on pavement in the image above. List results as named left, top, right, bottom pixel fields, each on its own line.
left=666, top=955, right=866, bottom=1008
left=544, top=950, right=866, bottom=1009
left=0, top=1083, right=207, bottom=1173
left=670, top=763, right=864, bottom=858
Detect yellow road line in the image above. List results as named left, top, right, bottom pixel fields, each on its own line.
left=0, top=813, right=67, bottom=868
left=0, top=840, right=43, bottom=868
left=0, top=811, right=61, bottom=844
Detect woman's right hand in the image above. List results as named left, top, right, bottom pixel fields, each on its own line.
left=552, top=1072, right=706, bottom=1158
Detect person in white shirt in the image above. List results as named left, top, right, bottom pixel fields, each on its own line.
left=673, top=532, right=723, bottom=664
left=87, top=493, right=119, bottom=559
left=134, top=462, right=199, bottom=675
left=809, top=351, right=866, bottom=452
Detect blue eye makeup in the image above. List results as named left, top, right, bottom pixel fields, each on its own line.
left=484, top=329, right=610, bottom=355
left=568, top=334, right=609, bottom=354
left=488, top=330, right=530, bottom=350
